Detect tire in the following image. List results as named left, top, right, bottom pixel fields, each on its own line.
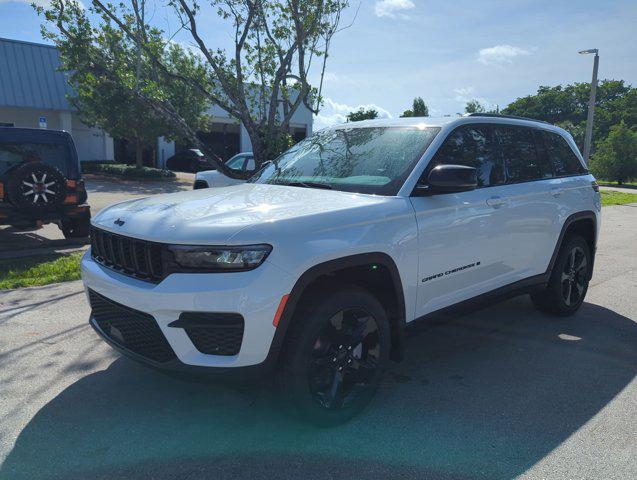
left=530, top=235, right=591, bottom=316
left=61, top=218, right=90, bottom=239
left=278, top=285, right=391, bottom=426
left=7, top=162, right=67, bottom=211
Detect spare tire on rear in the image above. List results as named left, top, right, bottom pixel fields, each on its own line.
left=6, top=162, right=67, bottom=211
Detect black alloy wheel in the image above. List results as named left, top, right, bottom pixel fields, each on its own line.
left=279, top=286, right=390, bottom=426
left=530, top=235, right=591, bottom=316
left=560, top=245, right=588, bottom=307
left=308, top=307, right=381, bottom=410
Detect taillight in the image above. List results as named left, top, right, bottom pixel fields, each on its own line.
left=591, top=181, right=600, bottom=193
left=0, top=182, right=4, bottom=200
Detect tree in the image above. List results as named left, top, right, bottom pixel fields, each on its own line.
left=589, top=122, right=637, bottom=184
left=346, top=108, right=378, bottom=122
left=503, top=80, right=637, bottom=154
left=465, top=99, right=485, bottom=114
left=401, top=97, right=428, bottom=117
left=38, top=1, right=210, bottom=167
left=38, top=0, right=351, bottom=177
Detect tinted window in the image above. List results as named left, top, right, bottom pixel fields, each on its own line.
left=431, top=125, right=505, bottom=187
left=542, top=131, right=585, bottom=176
left=495, top=126, right=548, bottom=182
left=0, top=142, right=70, bottom=176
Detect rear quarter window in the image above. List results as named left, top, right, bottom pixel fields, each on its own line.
left=495, top=126, right=552, bottom=182
left=542, top=131, right=586, bottom=176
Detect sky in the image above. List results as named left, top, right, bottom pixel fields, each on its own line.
left=1, top=0, right=636, bottom=130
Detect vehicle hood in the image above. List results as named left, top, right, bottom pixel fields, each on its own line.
left=91, top=183, right=388, bottom=244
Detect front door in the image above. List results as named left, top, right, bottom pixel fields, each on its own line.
left=411, top=124, right=515, bottom=317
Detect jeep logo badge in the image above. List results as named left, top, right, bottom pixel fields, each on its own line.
left=114, top=218, right=125, bottom=226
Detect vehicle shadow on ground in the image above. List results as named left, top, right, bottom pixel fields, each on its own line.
left=2, top=296, right=636, bottom=480
left=0, top=226, right=89, bottom=254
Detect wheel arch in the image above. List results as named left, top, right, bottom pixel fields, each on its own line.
left=268, top=252, right=407, bottom=364
left=548, top=211, right=597, bottom=280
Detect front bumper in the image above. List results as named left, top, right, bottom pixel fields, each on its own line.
left=81, top=250, right=295, bottom=371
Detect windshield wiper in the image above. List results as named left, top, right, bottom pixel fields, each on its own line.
left=276, top=180, right=333, bottom=190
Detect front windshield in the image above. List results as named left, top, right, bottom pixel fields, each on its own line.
left=250, top=126, right=440, bottom=195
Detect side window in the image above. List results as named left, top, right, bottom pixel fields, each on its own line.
left=542, top=131, right=585, bottom=176
left=495, top=126, right=545, bottom=183
left=245, top=157, right=255, bottom=172
left=430, top=125, right=505, bottom=187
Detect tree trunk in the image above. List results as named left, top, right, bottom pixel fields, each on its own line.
left=135, top=137, right=143, bottom=168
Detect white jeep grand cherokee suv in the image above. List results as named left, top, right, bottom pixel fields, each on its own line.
left=82, top=115, right=601, bottom=424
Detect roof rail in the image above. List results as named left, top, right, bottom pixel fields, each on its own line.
left=464, top=113, right=551, bottom=124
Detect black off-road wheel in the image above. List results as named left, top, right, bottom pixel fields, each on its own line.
left=7, top=162, right=67, bottom=211
left=279, top=286, right=390, bottom=426
left=531, top=235, right=591, bottom=316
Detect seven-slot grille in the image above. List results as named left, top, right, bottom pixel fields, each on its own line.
left=90, top=226, right=164, bottom=283
left=88, top=289, right=176, bottom=363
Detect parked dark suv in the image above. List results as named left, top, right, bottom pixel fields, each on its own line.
left=0, top=127, right=90, bottom=238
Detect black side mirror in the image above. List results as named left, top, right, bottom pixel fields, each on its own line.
left=414, top=164, right=478, bottom=195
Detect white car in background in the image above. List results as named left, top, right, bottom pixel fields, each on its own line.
left=193, top=152, right=255, bottom=189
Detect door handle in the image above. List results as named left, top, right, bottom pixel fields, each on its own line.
left=486, top=196, right=507, bottom=208
left=550, top=188, right=562, bottom=198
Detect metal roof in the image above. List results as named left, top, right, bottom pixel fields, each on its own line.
left=0, top=37, right=74, bottom=111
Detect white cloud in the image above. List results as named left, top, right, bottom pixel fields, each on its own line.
left=314, top=98, right=392, bottom=130
left=477, top=45, right=533, bottom=66
left=374, top=0, right=415, bottom=19
left=452, top=87, right=491, bottom=111
left=322, top=72, right=356, bottom=85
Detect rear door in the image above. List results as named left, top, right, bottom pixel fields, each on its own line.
left=411, top=124, right=515, bottom=316
left=493, top=125, right=562, bottom=278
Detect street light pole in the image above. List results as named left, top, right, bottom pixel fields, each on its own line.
left=579, top=49, right=599, bottom=165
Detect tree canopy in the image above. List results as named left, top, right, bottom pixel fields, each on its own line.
left=503, top=80, right=637, bottom=152
left=465, top=99, right=486, bottom=114
left=401, top=97, right=429, bottom=117
left=37, top=0, right=210, bottom=167
left=346, top=108, right=378, bottom=122
left=38, top=0, right=351, bottom=176
left=589, top=122, right=637, bottom=184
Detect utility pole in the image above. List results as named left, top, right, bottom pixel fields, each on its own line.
left=579, top=49, right=599, bottom=165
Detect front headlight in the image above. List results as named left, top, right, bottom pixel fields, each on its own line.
left=168, top=244, right=272, bottom=272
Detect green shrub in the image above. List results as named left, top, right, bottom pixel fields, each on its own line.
left=81, top=162, right=176, bottom=180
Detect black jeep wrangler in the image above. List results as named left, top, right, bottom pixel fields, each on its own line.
left=0, top=127, right=90, bottom=238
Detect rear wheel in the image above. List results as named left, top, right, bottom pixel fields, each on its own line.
left=531, top=235, right=591, bottom=316
left=279, top=286, right=390, bottom=426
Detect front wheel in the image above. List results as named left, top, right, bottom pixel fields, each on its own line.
left=531, top=235, right=591, bottom=316
left=279, top=286, right=390, bottom=426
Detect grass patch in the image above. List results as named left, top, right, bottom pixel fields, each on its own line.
left=81, top=162, right=175, bottom=180
left=598, top=180, right=637, bottom=189
left=601, top=190, right=637, bottom=207
left=0, top=252, right=82, bottom=290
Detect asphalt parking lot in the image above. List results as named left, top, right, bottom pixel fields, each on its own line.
left=0, top=202, right=636, bottom=479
